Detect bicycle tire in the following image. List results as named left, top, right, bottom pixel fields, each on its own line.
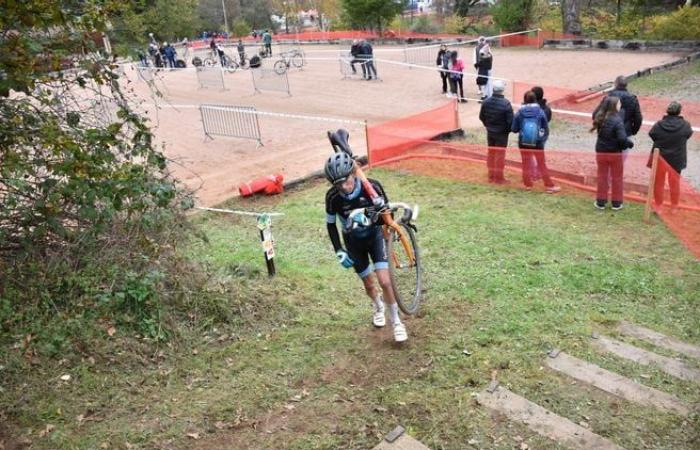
left=203, top=58, right=215, bottom=67
left=387, top=222, right=422, bottom=315
left=273, top=60, right=287, bottom=75
left=225, top=60, right=239, bottom=73
left=291, top=55, right=304, bottom=68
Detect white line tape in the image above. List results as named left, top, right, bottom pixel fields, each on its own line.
left=196, top=206, right=285, bottom=217
left=154, top=104, right=366, bottom=125
left=551, top=107, right=700, bottom=131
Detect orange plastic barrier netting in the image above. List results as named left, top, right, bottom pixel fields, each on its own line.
left=367, top=100, right=459, bottom=165
left=368, top=138, right=700, bottom=259
left=499, top=30, right=580, bottom=48
left=512, top=81, right=700, bottom=137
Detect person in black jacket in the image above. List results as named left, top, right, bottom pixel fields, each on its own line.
left=476, top=47, right=493, bottom=100
left=350, top=40, right=366, bottom=79
left=436, top=45, right=450, bottom=94
left=593, top=76, right=643, bottom=137
left=479, top=79, right=513, bottom=183
left=359, top=40, right=377, bottom=80
left=591, top=96, right=634, bottom=210
left=649, top=101, right=693, bottom=207
left=531, top=86, right=552, bottom=122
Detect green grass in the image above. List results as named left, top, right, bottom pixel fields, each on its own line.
left=2, top=170, right=699, bottom=449
left=628, top=59, right=700, bottom=101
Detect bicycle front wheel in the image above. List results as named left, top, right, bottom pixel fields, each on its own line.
left=386, top=222, right=422, bottom=315
left=203, top=58, right=215, bottom=67
left=273, top=60, right=288, bottom=75
left=225, top=60, right=239, bottom=73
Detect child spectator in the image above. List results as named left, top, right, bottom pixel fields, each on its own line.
left=448, top=51, right=465, bottom=102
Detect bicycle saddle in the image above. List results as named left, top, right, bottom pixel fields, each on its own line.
left=327, top=129, right=353, bottom=157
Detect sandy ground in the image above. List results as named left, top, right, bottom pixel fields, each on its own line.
left=122, top=47, right=684, bottom=206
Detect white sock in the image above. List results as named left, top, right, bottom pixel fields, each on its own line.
left=389, top=302, right=401, bottom=325
left=373, top=294, right=384, bottom=312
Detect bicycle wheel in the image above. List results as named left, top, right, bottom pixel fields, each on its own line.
left=386, top=222, right=422, bottom=315
left=203, top=58, right=215, bottom=67
left=225, top=60, right=239, bottom=73
left=273, top=60, right=287, bottom=75
left=291, top=54, right=304, bottom=68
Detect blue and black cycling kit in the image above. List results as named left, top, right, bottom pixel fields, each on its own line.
left=325, top=178, right=389, bottom=278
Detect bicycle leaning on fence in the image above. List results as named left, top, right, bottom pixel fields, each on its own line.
left=273, top=49, right=305, bottom=75
left=327, top=129, right=423, bottom=316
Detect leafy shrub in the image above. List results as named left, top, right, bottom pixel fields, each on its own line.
left=410, top=16, right=440, bottom=34
left=491, top=0, right=536, bottom=32
left=581, top=8, right=644, bottom=39
left=647, top=6, right=700, bottom=40
left=443, top=14, right=467, bottom=35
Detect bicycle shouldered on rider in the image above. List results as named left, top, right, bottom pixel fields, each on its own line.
left=324, top=152, right=409, bottom=343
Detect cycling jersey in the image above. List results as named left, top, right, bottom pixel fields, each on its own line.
left=326, top=177, right=390, bottom=278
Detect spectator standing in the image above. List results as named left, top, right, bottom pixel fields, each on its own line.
left=512, top=91, right=560, bottom=193
left=163, top=43, right=177, bottom=68
left=436, top=44, right=450, bottom=95
left=216, top=42, right=226, bottom=66
left=237, top=39, right=246, bottom=65
left=350, top=40, right=367, bottom=78
left=528, top=86, right=552, bottom=180
left=479, top=80, right=514, bottom=184
left=591, top=96, right=634, bottom=210
left=359, top=40, right=377, bottom=80
left=137, top=49, right=148, bottom=67
left=263, top=30, right=272, bottom=57
left=448, top=51, right=465, bottom=102
left=475, top=46, right=493, bottom=99
left=473, top=36, right=486, bottom=67
left=648, top=101, right=693, bottom=208
left=593, top=75, right=643, bottom=138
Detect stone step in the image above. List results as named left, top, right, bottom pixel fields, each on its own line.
left=546, top=351, right=691, bottom=416
left=617, top=321, right=700, bottom=360
left=477, top=384, right=627, bottom=450
left=593, top=335, right=700, bottom=383
left=373, top=426, right=431, bottom=450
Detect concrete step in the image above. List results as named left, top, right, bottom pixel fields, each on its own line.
left=477, top=384, right=626, bottom=450
left=617, top=321, right=700, bottom=360
left=593, top=335, right=700, bottom=383
left=373, top=426, right=431, bottom=450
left=546, top=350, right=691, bottom=415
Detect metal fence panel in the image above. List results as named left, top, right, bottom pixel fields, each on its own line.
left=200, top=104, right=262, bottom=146
left=251, top=67, right=291, bottom=96
left=196, top=66, right=227, bottom=90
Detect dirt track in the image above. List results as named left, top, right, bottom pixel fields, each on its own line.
left=123, top=47, right=684, bottom=206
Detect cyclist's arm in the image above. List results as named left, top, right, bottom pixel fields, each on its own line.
left=326, top=217, right=342, bottom=252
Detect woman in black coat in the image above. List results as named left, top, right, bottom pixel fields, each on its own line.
left=591, top=96, right=634, bottom=210
left=649, top=101, right=693, bottom=207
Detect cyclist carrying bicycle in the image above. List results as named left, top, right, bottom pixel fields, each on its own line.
left=324, top=153, right=408, bottom=343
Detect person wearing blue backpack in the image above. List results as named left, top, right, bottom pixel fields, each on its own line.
left=511, top=91, right=561, bottom=193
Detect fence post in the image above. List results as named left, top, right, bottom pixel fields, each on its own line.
left=644, top=148, right=660, bottom=223
left=364, top=120, right=372, bottom=168
left=453, top=98, right=460, bottom=129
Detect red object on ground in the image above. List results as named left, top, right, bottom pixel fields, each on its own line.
left=239, top=174, right=284, bottom=197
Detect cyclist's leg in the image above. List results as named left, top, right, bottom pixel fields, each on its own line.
left=368, top=228, right=405, bottom=332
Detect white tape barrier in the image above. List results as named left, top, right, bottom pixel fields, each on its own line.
left=150, top=103, right=366, bottom=126
left=196, top=206, right=284, bottom=217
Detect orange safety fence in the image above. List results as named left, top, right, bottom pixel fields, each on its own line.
left=366, top=124, right=700, bottom=258
left=366, top=100, right=459, bottom=165
left=512, top=81, right=700, bottom=138
left=500, top=30, right=582, bottom=48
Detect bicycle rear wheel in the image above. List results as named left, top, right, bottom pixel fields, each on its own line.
left=386, top=222, right=422, bottom=315
left=291, top=55, right=304, bottom=68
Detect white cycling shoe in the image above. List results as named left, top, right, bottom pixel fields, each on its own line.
left=393, top=322, right=408, bottom=343
left=373, top=306, right=386, bottom=328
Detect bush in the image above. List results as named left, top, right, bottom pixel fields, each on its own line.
left=232, top=18, right=251, bottom=37
left=410, top=15, right=440, bottom=34
left=443, top=14, right=467, bottom=35
left=581, top=8, right=644, bottom=39
left=491, top=0, right=536, bottom=32
left=647, top=6, right=700, bottom=40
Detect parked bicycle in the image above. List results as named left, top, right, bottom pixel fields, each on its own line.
left=202, top=51, right=238, bottom=73
left=328, top=129, right=423, bottom=315
left=273, top=49, right=305, bottom=75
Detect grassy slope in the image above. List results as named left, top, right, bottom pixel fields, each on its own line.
left=6, top=168, right=698, bottom=450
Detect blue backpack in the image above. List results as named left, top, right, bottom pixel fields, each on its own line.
left=520, top=115, right=540, bottom=148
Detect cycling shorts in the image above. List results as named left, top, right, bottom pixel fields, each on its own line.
left=344, top=226, right=388, bottom=279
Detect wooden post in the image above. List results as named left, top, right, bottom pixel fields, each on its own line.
left=364, top=120, right=371, bottom=168
left=453, top=98, right=460, bottom=129
left=644, top=148, right=660, bottom=223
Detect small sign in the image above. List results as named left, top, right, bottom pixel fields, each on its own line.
left=257, top=214, right=275, bottom=262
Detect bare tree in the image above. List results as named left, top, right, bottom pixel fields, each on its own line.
left=561, top=0, right=583, bottom=36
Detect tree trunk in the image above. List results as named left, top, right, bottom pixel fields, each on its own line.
left=617, top=0, right=622, bottom=24
left=561, top=0, right=583, bottom=36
